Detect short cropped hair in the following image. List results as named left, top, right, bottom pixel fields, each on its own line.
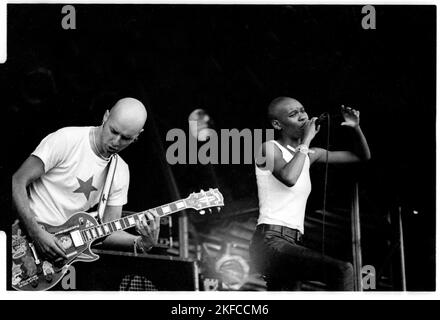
left=267, top=96, right=294, bottom=120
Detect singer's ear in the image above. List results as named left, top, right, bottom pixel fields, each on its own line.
left=271, top=119, right=282, bottom=130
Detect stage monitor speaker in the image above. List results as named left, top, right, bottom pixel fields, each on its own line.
left=74, top=250, right=199, bottom=291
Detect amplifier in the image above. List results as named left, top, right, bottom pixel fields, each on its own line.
left=73, top=250, right=199, bottom=291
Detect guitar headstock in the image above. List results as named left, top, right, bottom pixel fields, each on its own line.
left=185, top=188, right=224, bottom=214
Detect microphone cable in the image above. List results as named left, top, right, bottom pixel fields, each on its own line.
left=321, top=113, right=330, bottom=257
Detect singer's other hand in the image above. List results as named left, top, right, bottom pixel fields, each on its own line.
left=341, top=105, right=360, bottom=128
left=302, top=117, right=320, bottom=145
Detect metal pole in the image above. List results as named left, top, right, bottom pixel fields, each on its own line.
left=351, top=182, right=362, bottom=291
left=397, top=206, right=407, bottom=291
left=178, top=214, right=189, bottom=259
left=192, top=260, right=200, bottom=291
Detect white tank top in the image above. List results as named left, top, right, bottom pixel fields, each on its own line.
left=255, top=140, right=312, bottom=234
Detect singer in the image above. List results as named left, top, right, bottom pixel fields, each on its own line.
left=250, top=96, right=371, bottom=290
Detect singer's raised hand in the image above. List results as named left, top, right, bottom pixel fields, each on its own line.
left=341, top=105, right=360, bottom=128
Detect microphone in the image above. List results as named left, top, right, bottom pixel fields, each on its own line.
left=315, top=113, right=329, bottom=127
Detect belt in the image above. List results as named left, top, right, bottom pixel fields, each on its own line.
left=258, top=224, right=303, bottom=243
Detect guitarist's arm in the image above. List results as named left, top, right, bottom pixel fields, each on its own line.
left=98, top=205, right=160, bottom=252
left=12, top=156, right=67, bottom=260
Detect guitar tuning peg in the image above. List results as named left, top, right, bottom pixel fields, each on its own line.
left=199, top=210, right=205, bottom=215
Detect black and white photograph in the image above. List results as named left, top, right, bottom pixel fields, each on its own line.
left=3, top=1, right=437, bottom=299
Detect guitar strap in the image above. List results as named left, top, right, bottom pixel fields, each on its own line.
left=95, top=154, right=118, bottom=224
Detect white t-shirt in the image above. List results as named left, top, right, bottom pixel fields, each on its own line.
left=28, top=126, right=130, bottom=226
left=255, top=140, right=311, bottom=234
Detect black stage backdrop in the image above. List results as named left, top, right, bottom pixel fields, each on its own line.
left=4, top=4, right=435, bottom=291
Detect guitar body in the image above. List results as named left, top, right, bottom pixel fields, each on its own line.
left=12, top=212, right=99, bottom=291
left=11, top=188, right=224, bottom=291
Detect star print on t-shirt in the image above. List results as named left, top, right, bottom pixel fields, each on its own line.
left=73, top=176, right=97, bottom=200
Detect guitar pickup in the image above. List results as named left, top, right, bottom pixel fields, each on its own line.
left=70, top=230, right=84, bottom=247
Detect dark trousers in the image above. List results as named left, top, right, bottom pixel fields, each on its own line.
left=249, top=225, right=354, bottom=291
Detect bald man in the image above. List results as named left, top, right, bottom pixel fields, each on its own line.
left=12, top=97, right=160, bottom=263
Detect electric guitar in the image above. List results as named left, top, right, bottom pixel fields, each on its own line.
left=11, top=188, right=224, bottom=291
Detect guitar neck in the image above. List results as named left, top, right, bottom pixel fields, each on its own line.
left=79, top=199, right=188, bottom=244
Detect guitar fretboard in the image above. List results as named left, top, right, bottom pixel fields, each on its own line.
left=79, top=199, right=188, bottom=243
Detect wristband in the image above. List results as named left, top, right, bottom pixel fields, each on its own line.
left=296, top=144, right=315, bottom=155
left=297, top=144, right=309, bottom=155
left=287, top=144, right=315, bottom=154
left=133, top=236, right=145, bottom=255
left=135, top=236, right=154, bottom=254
